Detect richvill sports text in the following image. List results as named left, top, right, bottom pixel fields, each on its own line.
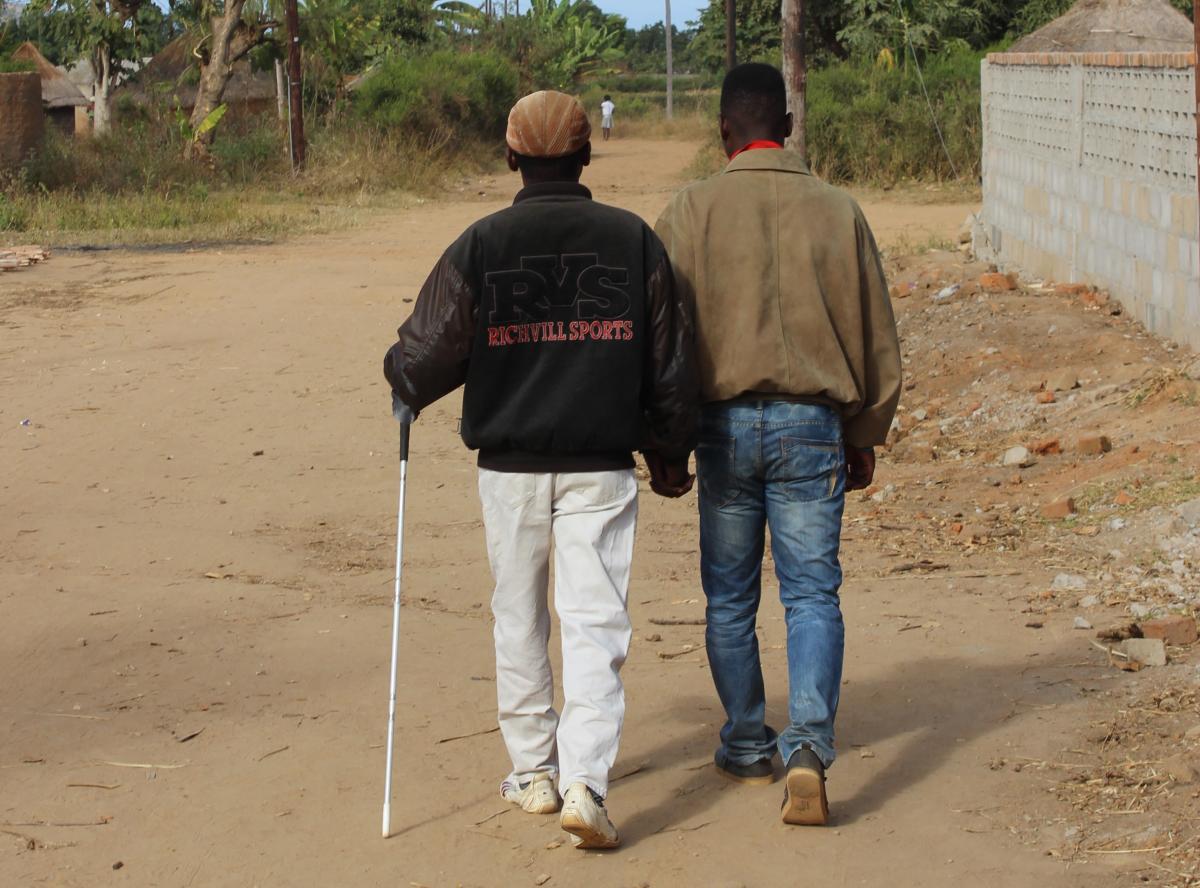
left=487, top=319, right=634, bottom=347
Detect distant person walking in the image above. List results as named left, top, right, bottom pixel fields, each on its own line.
left=384, top=90, right=697, bottom=849
left=655, top=63, right=901, bottom=826
left=600, top=94, right=615, bottom=141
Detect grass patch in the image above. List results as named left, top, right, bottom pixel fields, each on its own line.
left=1, top=189, right=373, bottom=247
left=1068, top=472, right=1200, bottom=518
left=1124, top=368, right=1181, bottom=408
left=1, top=114, right=499, bottom=246
left=885, top=231, right=957, bottom=256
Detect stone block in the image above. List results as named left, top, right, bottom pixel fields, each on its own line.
left=1135, top=186, right=1152, bottom=224
left=1122, top=637, right=1167, bottom=667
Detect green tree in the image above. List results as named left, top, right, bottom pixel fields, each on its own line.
left=690, top=0, right=779, bottom=71
left=27, top=0, right=161, bottom=131
left=622, top=21, right=694, bottom=73
left=167, top=0, right=276, bottom=155
left=837, top=0, right=986, bottom=59
left=480, top=0, right=624, bottom=88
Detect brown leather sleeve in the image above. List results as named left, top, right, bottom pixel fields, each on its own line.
left=641, top=248, right=700, bottom=461
left=383, top=253, right=477, bottom=413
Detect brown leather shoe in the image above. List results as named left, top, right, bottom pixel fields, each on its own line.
left=781, top=747, right=828, bottom=825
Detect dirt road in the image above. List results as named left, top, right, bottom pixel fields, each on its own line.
left=3, top=138, right=1197, bottom=887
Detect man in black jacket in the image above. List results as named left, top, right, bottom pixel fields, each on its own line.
left=383, top=90, right=698, bottom=850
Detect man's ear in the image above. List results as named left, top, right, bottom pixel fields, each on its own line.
left=783, top=112, right=794, bottom=141
left=580, top=142, right=592, bottom=168
left=719, top=114, right=735, bottom=157
left=506, top=147, right=520, bottom=172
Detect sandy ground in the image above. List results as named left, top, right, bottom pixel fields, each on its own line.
left=2, top=137, right=1197, bottom=888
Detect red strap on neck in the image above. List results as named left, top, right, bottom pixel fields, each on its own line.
left=730, top=140, right=784, bottom=161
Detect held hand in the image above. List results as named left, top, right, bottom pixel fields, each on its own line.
left=392, top=392, right=416, bottom=426
left=845, top=446, right=876, bottom=492
left=644, top=451, right=695, bottom=498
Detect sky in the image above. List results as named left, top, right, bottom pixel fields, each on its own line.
left=598, top=0, right=708, bottom=30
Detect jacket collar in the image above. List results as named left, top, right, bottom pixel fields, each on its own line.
left=724, top=148, right=813, bottom=177
left=513, top=181, right=593, bottom=204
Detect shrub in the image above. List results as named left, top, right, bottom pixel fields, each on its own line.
left=354, top=49, right=518, bottom=142
left=806, top=47, right=982, bottom=183
left=0, top=192, right=29, bottom=231
left=16, top=110, right=290, bottom=196
left=0, top=55, right=35, bottom=73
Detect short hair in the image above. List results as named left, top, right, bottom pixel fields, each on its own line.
left=720, top=63, right=787, bottom=126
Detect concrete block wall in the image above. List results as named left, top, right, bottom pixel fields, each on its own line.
left=979, top=52, right=1200, bottom=350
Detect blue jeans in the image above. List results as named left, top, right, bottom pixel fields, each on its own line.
left=696, top=401, right=846, bottom=770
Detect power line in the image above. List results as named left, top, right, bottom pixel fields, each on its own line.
left=898, top=5, right=960, bottom=180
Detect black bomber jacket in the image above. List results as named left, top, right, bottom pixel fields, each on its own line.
left=383, top=181, right=699, bottom=473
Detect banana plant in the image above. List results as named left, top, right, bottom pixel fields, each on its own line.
left=525, top=0, right=620, bottom=86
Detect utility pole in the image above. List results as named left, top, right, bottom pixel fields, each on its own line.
left=284, top=0, right=305, bottom=169
left=665, top=0, right=673, bottom=120
left=725, top=0, right=736, bottom=70
left=782, top=0, right=806, bottom=159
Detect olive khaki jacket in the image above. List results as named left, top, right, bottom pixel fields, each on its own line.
left=654, top=148, right=901, bottom=448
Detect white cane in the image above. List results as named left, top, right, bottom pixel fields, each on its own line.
left=382, top=411, right=411, bottom=838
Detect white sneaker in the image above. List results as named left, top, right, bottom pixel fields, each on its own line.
left=501, top=772, right=560, bottom=814
left=559, top=782, right=620, bottom=849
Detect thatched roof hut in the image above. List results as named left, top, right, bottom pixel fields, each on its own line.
left=11, top=42, right=89, bottom=136
left=117, top=33, right=276, bottom=116
left=1009, top=0, right=1194, bottom=53
left=12, top=42, right=89, bottom=110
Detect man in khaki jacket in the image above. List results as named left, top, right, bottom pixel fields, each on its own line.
left=655, top=62, right=901, bottom=826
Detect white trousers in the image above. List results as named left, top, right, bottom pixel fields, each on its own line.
left=478, top=468, right=638, bottom=799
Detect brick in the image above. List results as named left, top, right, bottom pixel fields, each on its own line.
left=1030, top=438, right=1061, bottom=455
left=1036, top=390, right=1056, bottom=404
left=1139, top=615, right=1198, bottom=646
left=1077, top=435, right=1112, bottom=455
left=1113, top=490, right=1134, bottom=506
left=1040, top=498, right=1076, bottom=520
left=1054, top=282, right=1090, bottom=295
left=979, top=272, right=1017, bottom=292
left=889, top=282, right=913, bottom=300
left=1078, top=290, right=1109, bottom=308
